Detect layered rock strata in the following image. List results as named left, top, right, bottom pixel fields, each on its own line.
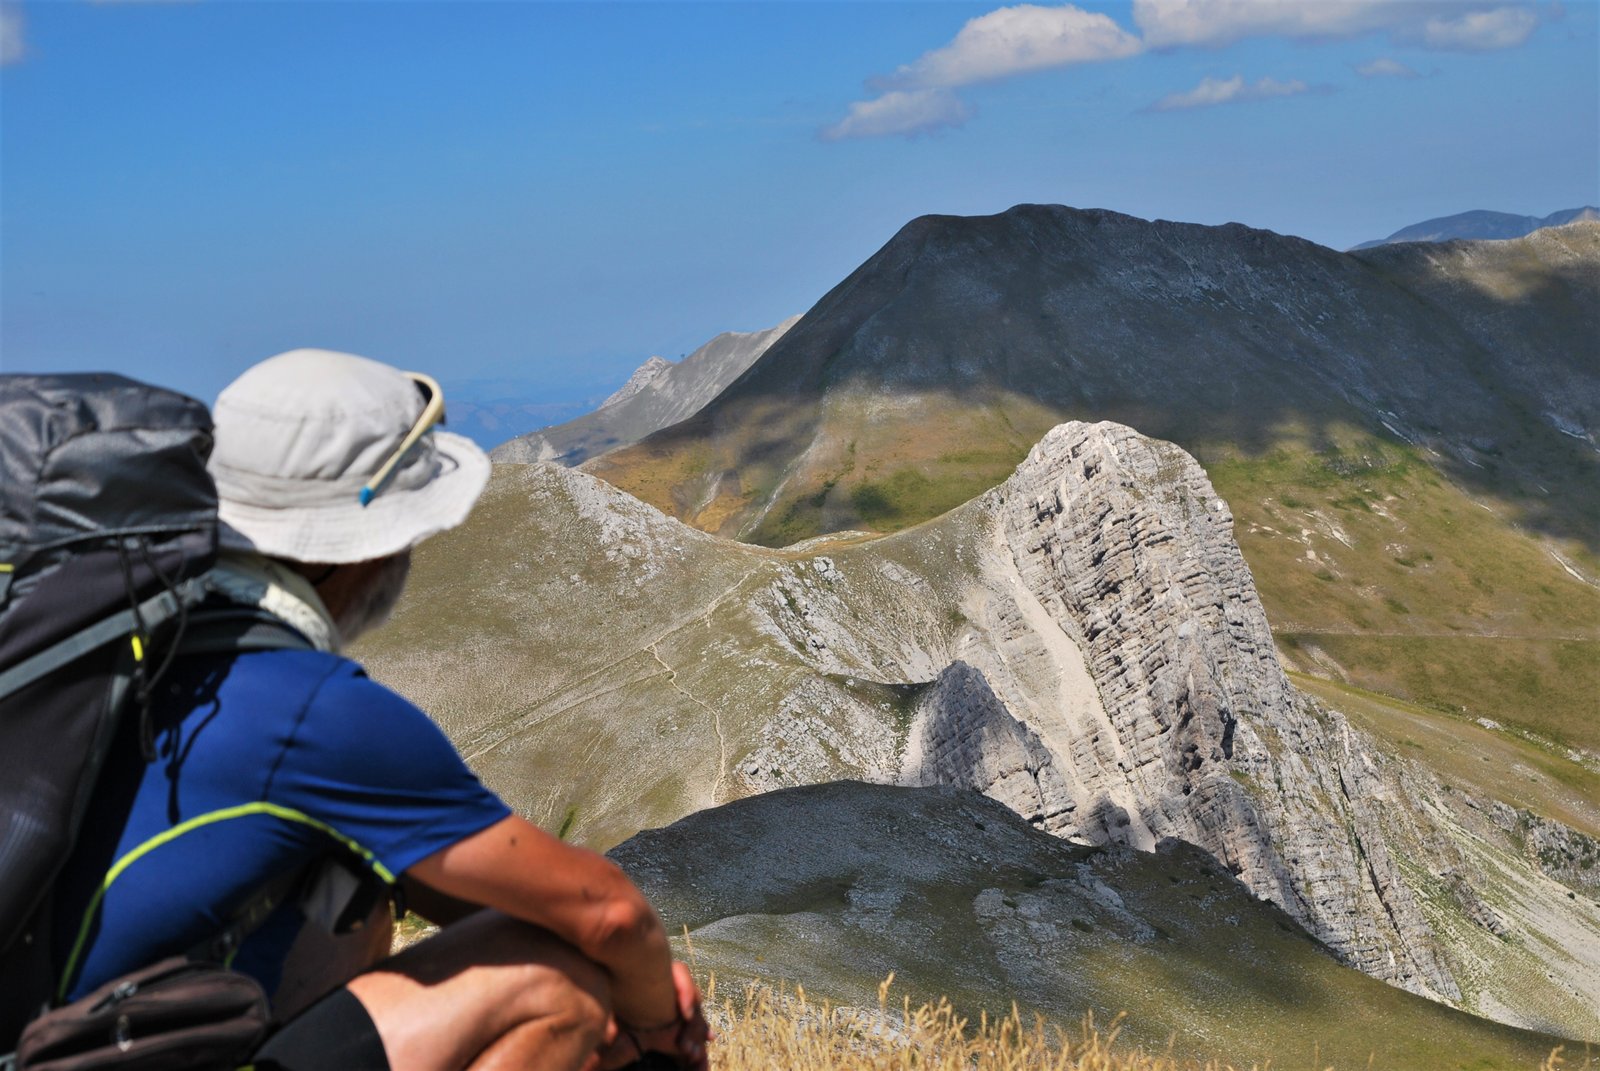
left=908, top=422, right=1455, bottom=996
left=899, top=661, right=1076, bottom=834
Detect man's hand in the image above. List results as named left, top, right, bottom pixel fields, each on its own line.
left=612, top=962, right=710, bottom=1071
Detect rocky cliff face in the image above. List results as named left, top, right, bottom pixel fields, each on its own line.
left=718, top=422, right=1598, bottom=1029
left=890, top=423, right=1455, bottom=996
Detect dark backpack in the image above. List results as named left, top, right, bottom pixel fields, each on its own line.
left=0, top=374, right=309, bottom=1053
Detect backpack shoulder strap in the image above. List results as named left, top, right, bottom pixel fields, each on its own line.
left=0, top=577, right=211, bottom=704
left=175, top=607, right=316, bottom=658
left=0, top=579, right=319, bottom=703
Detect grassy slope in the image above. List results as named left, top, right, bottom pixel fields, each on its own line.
left=357, top=463, right=981, bottom=849
left=1292, top=674, right=1600, bottom=841
left=745, top=392, right=1061, bottom=549
left=1197, top=425, right=1600, bottom=755
left=355, top=464, right=778, bottom=847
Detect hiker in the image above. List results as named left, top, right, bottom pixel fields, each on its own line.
left=45, top=350, right=710, bottom=1071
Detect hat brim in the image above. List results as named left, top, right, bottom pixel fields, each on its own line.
left=218, top=430, right=491, bottom=564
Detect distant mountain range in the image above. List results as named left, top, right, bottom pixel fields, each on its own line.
left=1350, top=206, right=1598, bottom=250
left=491, top=317, right=799, bottom=465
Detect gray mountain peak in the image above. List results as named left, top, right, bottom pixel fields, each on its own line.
left=490, top=316, right=800, bottom=465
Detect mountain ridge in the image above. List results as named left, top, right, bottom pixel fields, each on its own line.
left=588, top=205, right=1597, bottom=550
left=1351, top=206, right=1600, bottom=250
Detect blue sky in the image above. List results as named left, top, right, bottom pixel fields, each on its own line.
left=2, top=1, right=1596, bottom=426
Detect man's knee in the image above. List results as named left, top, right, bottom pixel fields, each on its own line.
left=476, top=920, right=610, bottom=1026
left=345, top=910, right=616, bottom=1070
left=386, top=911, right=612, bottom=1034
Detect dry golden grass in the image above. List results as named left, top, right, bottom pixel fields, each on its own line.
left=704, top=973, right=1591, bottom=1071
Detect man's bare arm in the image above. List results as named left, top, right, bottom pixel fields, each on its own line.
left=404, top=815, right=681, bottom=1032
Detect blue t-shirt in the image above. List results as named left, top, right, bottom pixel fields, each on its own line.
left=52, top=648, right=511, bottom=1003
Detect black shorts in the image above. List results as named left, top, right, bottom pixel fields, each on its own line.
left=252, top=987, right=390, bottom=1071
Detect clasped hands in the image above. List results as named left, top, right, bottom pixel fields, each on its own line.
left=601, top=962, right=711, bottom=1071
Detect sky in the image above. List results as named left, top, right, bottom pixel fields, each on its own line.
left=2, top=0, right=1597, bottom=428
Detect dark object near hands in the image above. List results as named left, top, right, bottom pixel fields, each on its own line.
left=618, top=1056, right=682, bottom=1071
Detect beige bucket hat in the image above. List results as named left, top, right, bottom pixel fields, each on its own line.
left=209, top=348, right=490, bottom=564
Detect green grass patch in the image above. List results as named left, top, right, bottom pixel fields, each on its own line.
left=851, top=469, right=935, bottom=525
left=1287, top=634, right=1600, bottom=753
left=1208, top=428, right=1600, bottom=753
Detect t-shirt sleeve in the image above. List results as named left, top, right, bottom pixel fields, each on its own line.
left=268, top=658, right=513, bottom=879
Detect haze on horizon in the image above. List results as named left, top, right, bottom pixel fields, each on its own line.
left=1, top=0, right=1595, bottom=413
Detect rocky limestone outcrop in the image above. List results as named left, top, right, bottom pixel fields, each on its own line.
left=904, top=422, right=1457, bottom=997
left=898, top=661, right=1077, bottom=834
left=1488, top=801, right=1600, bottom=897
left=491, top=433, right=562, bottom=464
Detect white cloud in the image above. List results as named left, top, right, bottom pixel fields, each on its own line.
left=825, top=3, right=1139, bottom=143
left=819, top=89, right=975, bottom=142
left=1133, top=0, right=1540, bottom=52
left=1150, top=73, right=1312, bottom=110
left=1135, top=0, right=1397, bottom=47
left=0, top=3, right=25, bottom=67
left=1355, top=56, right=1420, bottom=77
left=1421, top=6, right=1538, bottom=49
left=822, top=0, right=1540, bottom=140
left=884, top=3, right=1144, bottom=90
